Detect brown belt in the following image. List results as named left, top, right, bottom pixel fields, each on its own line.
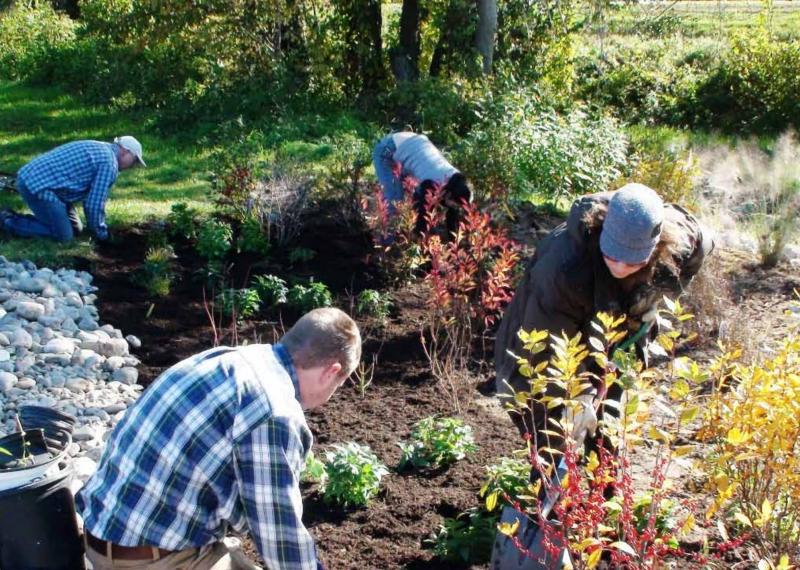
left=86, top=532, right=176, bottom=561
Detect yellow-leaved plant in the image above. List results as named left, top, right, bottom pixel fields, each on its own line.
left=699, top=299, right=800, bottom=567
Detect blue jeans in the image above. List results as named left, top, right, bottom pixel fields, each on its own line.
left=372, top=135, right=404, bottom=213
left=4, top=179, right=74, bottom=242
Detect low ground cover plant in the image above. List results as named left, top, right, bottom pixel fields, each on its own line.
left=286, top=281, right=333, bottom=312
left=134, top=246, right=176, bottom=298
left=355, top=289, right=391, bottom=321
left=196, top=220, right=233, bottom=261
left=301, top=451, right=327, bottom=486
left=167, top=202, right=201, bottom=242
left=426, top=507, right=498, bottom=564
left=398, top=416, right=477, bottom=471
left=215, top=288, right=261, bottom=321
left=322, top=442, right=388, bottom=508
left=252, top=274, right=289, bottom=308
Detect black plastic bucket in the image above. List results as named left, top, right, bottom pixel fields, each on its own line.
left=0, top=407, right=84, bottom=569
left=19, top=406, right=76, bottom=452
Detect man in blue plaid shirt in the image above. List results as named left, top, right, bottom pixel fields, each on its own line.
left=77, top=308, right=361, bottom=569
left=0, top=136, right=145, bottom=242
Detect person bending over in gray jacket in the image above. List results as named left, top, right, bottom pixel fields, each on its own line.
left=372, top=131, right=472, bottom=235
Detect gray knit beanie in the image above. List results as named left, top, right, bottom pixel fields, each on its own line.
left=600, top=183, right=665, bottom=264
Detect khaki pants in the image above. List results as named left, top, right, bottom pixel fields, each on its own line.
left=85, top=536, right=262, bottom=570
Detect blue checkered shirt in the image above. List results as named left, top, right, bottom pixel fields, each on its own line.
left=76, top=344, right=319, bottom=569
left=17, top=140, right=119, bottom=240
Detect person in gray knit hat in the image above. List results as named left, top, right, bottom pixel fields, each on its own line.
left=490, top=183, right=714, bottom=568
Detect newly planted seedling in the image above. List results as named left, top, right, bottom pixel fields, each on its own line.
left=355, top=289, right=391, bottom=322
left=216, top=288, right=261, bottom=320
left=322, top=442, right=388, bottom=508
left=252, top=274, right=289, bottom=308
left=287, top=281, right=332, bottom=312
left=398, top=416, right=477, bottom=470
left=196, top=220, right=233, bottom=260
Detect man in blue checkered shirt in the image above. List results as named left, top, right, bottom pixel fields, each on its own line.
left=77, top=308, right=361, bottom=569
left=0, top=136, right=145, bottom=242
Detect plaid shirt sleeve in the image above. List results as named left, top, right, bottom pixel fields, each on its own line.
left=84, top=159, right=117, bottom=240
left=234, top=417, right=318, bottom=570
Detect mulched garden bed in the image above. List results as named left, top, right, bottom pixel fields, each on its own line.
left=79, top=206, right=799, bottom=569
left=82, top=211, right=519, bottom=569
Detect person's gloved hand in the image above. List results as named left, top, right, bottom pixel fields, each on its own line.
left=565, top=393, right=598, bottom=445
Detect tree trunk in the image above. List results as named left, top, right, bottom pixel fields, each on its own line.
left=390, top=0, right=421, bottom=82
left=341, top=0, right=385, bottom=96
left=475, top=0, right=497, bottom=75
left=429, top=0, right=476, bottom=78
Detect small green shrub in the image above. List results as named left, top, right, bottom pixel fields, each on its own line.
left=710, top=31, right=800, bottom=132
left=398, top=416, right=477, bottom=470
left=355, top=290, right=391, bottom=321
left=0, top=4, right=76, bottom=80
left=456, top=90, right=629, bottom=205
left=167, top=203, right=201, bottom=241
left=426, top=507, right=498, bottom=564
left=252, top=275, right=289, bottom=307
left=479, top=455, right=531, bottom=512
left=134, top=246, right=176, bottom=297
left=196, top=220, right=233, bottom=260
left=287, top=281, right=333, bottom=312
left=322, top=442, right=388, bottom=508
left=238, top=215, right=270, bottom=255
left=216, top=288, right=261, bottom=320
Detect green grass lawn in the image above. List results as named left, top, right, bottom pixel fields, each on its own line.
left=601, top=0, right=800, bottom=38
left=0, top=80, right=212, bottom=266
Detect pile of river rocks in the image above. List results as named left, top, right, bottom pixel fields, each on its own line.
left=0, top=256, right=144, bottom=489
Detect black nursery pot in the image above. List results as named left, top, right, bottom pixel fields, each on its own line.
left=0, top=408, right=84, bottom=569
left=0, top=429, right=52, bottom=471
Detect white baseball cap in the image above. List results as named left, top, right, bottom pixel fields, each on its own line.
left=114, top=136, right=146, bottom=167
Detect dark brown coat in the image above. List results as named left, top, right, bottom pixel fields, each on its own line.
left=494, top=192, right=712, bottom=400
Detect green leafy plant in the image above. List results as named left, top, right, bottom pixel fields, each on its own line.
left=287, top=281, right=333, bottom=312
left=134, top=246, right=176, bottom=297
left=196, top=220, right=233, bottom=260
left=479, top=455, right=532, bottom=512
left=398, top=416, right=477, bottom=470
left=215, top=288, right=261, bottom=320
left=288, top=247, right=316, bottom=264
left=322, top=442, right=388, bottom=508
left=426, top=507, right=498, bottom=564
left=355, top=289, right=391, bottom=321
left=167, top=202, right=201, bottom=241
left=238, top=214, right=270, bottom=255
left=301, top=451, right=328, bottom=486
left=252, top=274, right=289, bottom=308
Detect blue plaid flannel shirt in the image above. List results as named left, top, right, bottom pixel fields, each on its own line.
left=17, top=140, right=119, bottom=240
left=76, top=344, right=319, bottom=569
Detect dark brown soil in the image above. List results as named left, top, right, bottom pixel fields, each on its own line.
left=84, top=211, right=519, bottom=569
left=82, top=206, right=799, bottom=570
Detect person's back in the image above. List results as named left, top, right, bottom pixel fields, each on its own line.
left=391, top=133, right=458, bottom=185
left=78, top=344, right=311, bottom=551
left=18, top=140, right=118, bottom=199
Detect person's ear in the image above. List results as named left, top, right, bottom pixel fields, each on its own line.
left=322, top=362, right=343, bottom=386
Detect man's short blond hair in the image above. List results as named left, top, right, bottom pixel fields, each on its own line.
left=280, top=308, right=361, bottom=377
